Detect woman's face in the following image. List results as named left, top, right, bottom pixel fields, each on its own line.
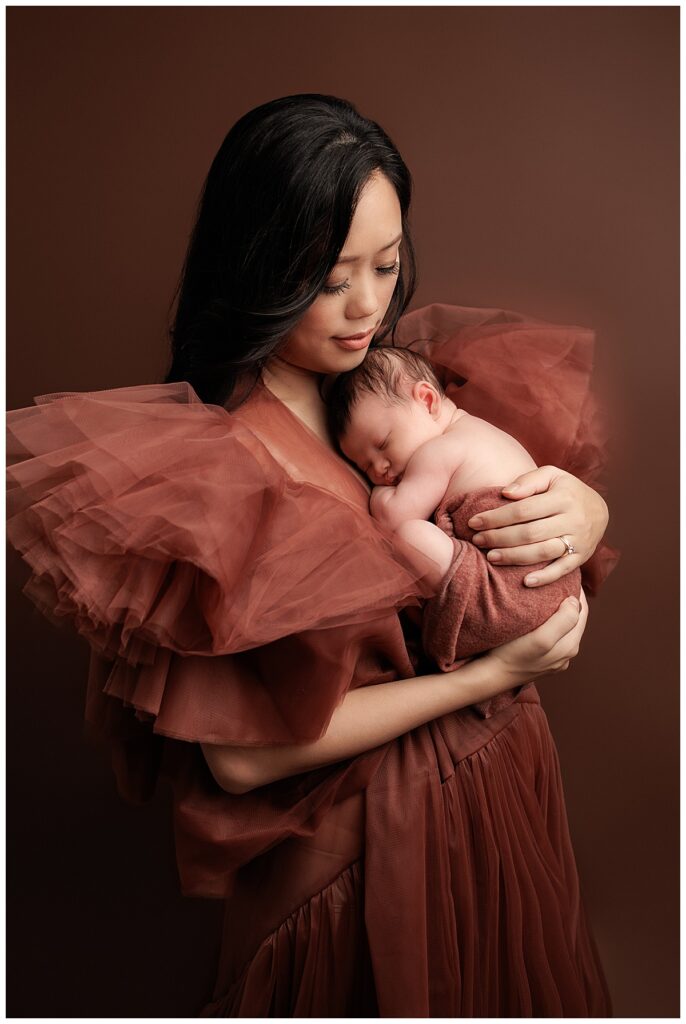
left=277, top=171, right=403, bottom=375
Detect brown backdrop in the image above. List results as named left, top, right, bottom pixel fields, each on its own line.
left=7, top=7, right=678, bottom=1017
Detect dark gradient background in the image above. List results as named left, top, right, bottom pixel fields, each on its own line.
left=6, top=7, right=678, bottom=1017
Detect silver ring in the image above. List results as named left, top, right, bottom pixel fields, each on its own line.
left=559, top=535, right=576, bottom=557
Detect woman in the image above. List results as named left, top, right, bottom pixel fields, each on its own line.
left=7, top=94, right=616, bottom=1015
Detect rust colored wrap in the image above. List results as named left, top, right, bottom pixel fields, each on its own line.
left=6, top=304, right=618, bottom=1015
left=422, top=486, right=583, bottom=719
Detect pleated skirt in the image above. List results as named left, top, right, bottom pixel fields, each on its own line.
left=200, top=689, right=612, bottom=1017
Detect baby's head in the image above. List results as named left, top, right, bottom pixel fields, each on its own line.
left=327, top=347, right=448, bottom=486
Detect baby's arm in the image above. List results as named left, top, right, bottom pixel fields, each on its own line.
left=370, top=436, right=459, bottom=532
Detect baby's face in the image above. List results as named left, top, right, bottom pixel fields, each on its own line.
left=339, top=391, right=439, bottom=486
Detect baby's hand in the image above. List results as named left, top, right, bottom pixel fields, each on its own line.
left=369, top=485, right=397, bottom=525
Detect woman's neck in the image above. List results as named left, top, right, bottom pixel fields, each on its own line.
left=262, top=355, right=336, bottom=448
left=261, top=355, right=325, bottom=409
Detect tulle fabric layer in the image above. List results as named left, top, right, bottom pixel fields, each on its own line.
left=201, top=694, right=611, bottom=1017
left=7, top=381, right=431, bottom=671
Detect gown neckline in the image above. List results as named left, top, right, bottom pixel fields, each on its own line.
left=255, top=375, right=372, bottom=499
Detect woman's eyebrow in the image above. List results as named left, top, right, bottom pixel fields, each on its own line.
left=335, top=233, right=402, bottom=266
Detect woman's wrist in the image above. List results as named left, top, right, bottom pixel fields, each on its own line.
left=449, top=651, right=524, bottom=705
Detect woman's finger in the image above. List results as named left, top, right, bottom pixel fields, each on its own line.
left=467, top=490, right=570, bottom=533
left=472, top=513, right=568, bottom=551
left=548, top=588, right=588, bottom=658
left=485, top=537, right=571, bottom=568
left=500, top=465, right=566, bottom=500
left=489, top=591, right=584, bottom=682
left=521, top=555, right=583, bottom=588
left=528, top=589, right=581, bottom=651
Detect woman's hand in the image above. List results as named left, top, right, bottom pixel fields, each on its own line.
left=467, top=466, right=609, bottom=587
left=487, top=589, right=589, bottom=686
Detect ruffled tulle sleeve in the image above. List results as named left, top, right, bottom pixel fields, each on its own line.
left=388, top=303, right=620, bottom=593
left=7, top=381, right=429, bottom=748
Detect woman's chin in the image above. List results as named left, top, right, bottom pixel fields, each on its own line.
left=320, top=343, right=370, bottom=374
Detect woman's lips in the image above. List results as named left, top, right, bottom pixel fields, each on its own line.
left=331, top=326, right=375, bottom=350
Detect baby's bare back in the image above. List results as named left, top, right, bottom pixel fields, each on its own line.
left=442, top=410, right=536, bottom=495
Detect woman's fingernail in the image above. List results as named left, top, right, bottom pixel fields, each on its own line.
left=472, top=534, right=485, bottom=546
left=566, top=596, right=580, bottom=610
left=469, top=516, right=483, bottom=529
left=487, top=550, right=502, bottom=562
left=524, top=575, right=539, bottom=586
left=505, top=484, right=520, bottom=494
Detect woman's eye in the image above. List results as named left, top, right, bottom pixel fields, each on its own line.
left=321, top=280, right=350, bottom=296
left=377, top=260, right=400, bottom=278
left=321, top=260, right=400, bottom=296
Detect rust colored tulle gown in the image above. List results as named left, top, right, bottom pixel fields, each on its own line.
left=6, top=304, right=618, bottom=1016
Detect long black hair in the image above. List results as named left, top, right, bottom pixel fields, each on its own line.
left=164, top=94, right=418, bottom=408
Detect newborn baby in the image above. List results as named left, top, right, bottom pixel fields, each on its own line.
left=327, top=346, right=582, bottom=679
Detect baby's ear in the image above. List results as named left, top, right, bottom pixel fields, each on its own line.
left=413, top=380, right=441, bottom=416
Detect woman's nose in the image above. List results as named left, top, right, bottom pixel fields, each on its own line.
left=345, top=276, right=379, bottom=321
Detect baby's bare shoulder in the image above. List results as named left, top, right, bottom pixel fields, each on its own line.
left=411, top=432, right=454, bottom=462
left=406, top=426, right=469, bottom=476
left=445, top=410, right=535, bottom=467
left=401, top=432, right=455, bottom=478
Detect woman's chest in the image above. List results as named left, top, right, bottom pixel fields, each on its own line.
left=235, top=385, right=372, bottom=508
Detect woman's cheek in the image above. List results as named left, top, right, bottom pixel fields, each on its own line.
left=375, top=289, right=392, bottom=324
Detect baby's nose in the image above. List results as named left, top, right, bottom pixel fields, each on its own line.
left=372, top=458, right=390, bottom=482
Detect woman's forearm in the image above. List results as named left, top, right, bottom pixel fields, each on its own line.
left=201, top=655, right=520, bottom=794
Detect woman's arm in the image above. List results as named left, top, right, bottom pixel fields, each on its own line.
left=202, top=591, right=587, bottom=794
left=467, top=466, right=609, bottom=587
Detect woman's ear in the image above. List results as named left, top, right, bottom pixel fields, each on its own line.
left=412, top=380, right=441, bottom=417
